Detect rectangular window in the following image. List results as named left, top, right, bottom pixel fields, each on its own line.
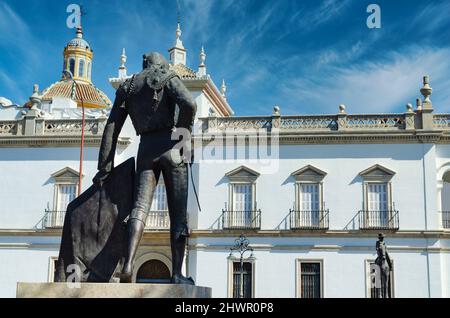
left=297, top=261, right=323, bottom=298
left=56, top=184, right=77, bottom=211
left=232, top=262, right=253, bottom=298
left=366, top=183, right=390, bottom=228
left=232, top=184, right=253, bottom=211
left=294, top=183, right=322, bottom=228
left=228, top=183, right=255, bottom=228
left=49, top=184, right=76, bottom=228
left=367, top=183, right=388, bottom=211
left=298, top=183, right=320, bottom=211
left=151, top=182, right=168, bottom=211
left=146, top=181, right=169, bottom=229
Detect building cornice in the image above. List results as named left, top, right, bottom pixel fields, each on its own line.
left=188, top=229, right=450, bottom=239
left=1, top=228, right=449, bottom=239
left=197, top=112, right=450, bottom=145
left=194, top=130, right=450, bottom=145
left=0, top=135, right=130, bottom=148
left=188, top=243, right=450, bottom=253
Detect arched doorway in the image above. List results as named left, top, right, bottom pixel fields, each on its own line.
left=441, top=171, right=450, bottom=229
left=136, top=259, right=171, bottom=284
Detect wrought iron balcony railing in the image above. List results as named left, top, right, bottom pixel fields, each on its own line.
left=39, top=210, right=170, bottom=230
left=221, top=210, right=261, bottom=230
left=42, top=210, right=66, bottom=228
left=145, top=210, right=170, bottom=230
left=440, top=211, right=450, bottom=229
left=358, top=210, right=399, bottom=230
left=289, top=209, right=329, bottom=230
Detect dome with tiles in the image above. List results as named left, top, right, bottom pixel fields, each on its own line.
left=40, top=26, right=111, bottom=109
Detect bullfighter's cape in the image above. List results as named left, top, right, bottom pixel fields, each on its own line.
left=54, top=158, right=135, bottom=282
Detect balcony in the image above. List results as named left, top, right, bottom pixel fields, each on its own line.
left=289, top=210, right=329, bottom=230
left=144, top=211, right=170, bottom=230
left=42, top=210, right=66, bottom=228
left=440, top=211, right=450, bottom=229
left=38, top=210, right=170, bottom=230
left=358, top=210, right=399, bottom=230
left=221, top=210, right=261, bottom=230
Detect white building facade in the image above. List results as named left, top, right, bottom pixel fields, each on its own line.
left=0, top=23, right=449, bottom=298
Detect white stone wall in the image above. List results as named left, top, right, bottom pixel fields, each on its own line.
left=190, top=236, right=448, bottom=298
left=194, top=143, right=441, bottom=231
left=0, top=236, right=60, bottom=298
left=0, top=147, right=99, bottom=228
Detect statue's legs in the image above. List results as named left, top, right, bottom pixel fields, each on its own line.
left=121, top=130, right=194, bottom=284
left=383, top=270, right=390, bottom=298
left=121, top=169, right=159, bottom=283
left=160, top=153, right=194, bottom=285
left=380, top=266, right=390, bottom=298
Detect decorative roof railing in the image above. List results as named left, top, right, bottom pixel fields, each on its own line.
left=0, top=112, right=134, bottom=147
left=281, top=115, right=338, bottom=130
left=2, top=110, right=450, bottom=138
left=200, top=112, right=450, bottom=133
left=44, top=119, right=101, bottom=135
left=433, top=115, right=450, bottom=130
left=344, top=114, right=406, bottom=130
left=0, top=114, right=106, bottom=137
left=0, top=121, right=18, bottom=136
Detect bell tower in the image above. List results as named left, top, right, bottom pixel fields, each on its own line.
left=168, top=22, right=187, bottom=66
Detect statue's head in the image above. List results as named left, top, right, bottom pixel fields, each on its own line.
left=378, top=233, right=385, bottom=241
left=142, top=52, right=170, bottom=70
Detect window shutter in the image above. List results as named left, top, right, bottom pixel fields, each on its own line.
left=57, top=184, right=76, bottom=211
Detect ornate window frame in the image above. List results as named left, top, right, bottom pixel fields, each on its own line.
left=225, top=166, right=260, bottom=211
left=359, top=164, right=396, bottom=211
left=51, top=167, right=82, bottom=211
left=291, top=165, right=327, bottom=210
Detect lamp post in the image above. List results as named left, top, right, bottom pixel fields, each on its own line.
left=229, top=234, right=253, bottom=298
left=62, top=70, right=85, bottom=196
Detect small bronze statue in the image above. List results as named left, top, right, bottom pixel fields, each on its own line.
left=375, top=233, right=392, bottom=298
left=94, top=52, right=197, bottom=284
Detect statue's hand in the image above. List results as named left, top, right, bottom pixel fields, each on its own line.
left=93, top=169, right=110, bottom=187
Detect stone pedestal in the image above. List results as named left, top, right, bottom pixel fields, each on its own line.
left=16, top=283, right=211, bottom=298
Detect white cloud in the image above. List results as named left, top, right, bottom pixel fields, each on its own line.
left=304, top=0, right=351, bottom=29
left=411, top=1, right=450, bottom=33
left=0, top=2, right=40, bottom=103
left=0, top=70, right=23, bottom=103
left=280, top=46, right=450, bottom=114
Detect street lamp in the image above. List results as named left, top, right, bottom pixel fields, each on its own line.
left=229, top=234, right=254, bottom=298
left=62, top=70, right=85, bottom=196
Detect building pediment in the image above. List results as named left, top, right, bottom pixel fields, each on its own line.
left=291, top=165, right=327, bottom=182
left=359, top=164, right=395, bottom=181
left=51, top=167, right=82, bottom=182
left=225, top=166, right=260, bottom=182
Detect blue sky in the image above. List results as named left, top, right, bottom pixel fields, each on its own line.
left=1, top=0, right=450, bottom=115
